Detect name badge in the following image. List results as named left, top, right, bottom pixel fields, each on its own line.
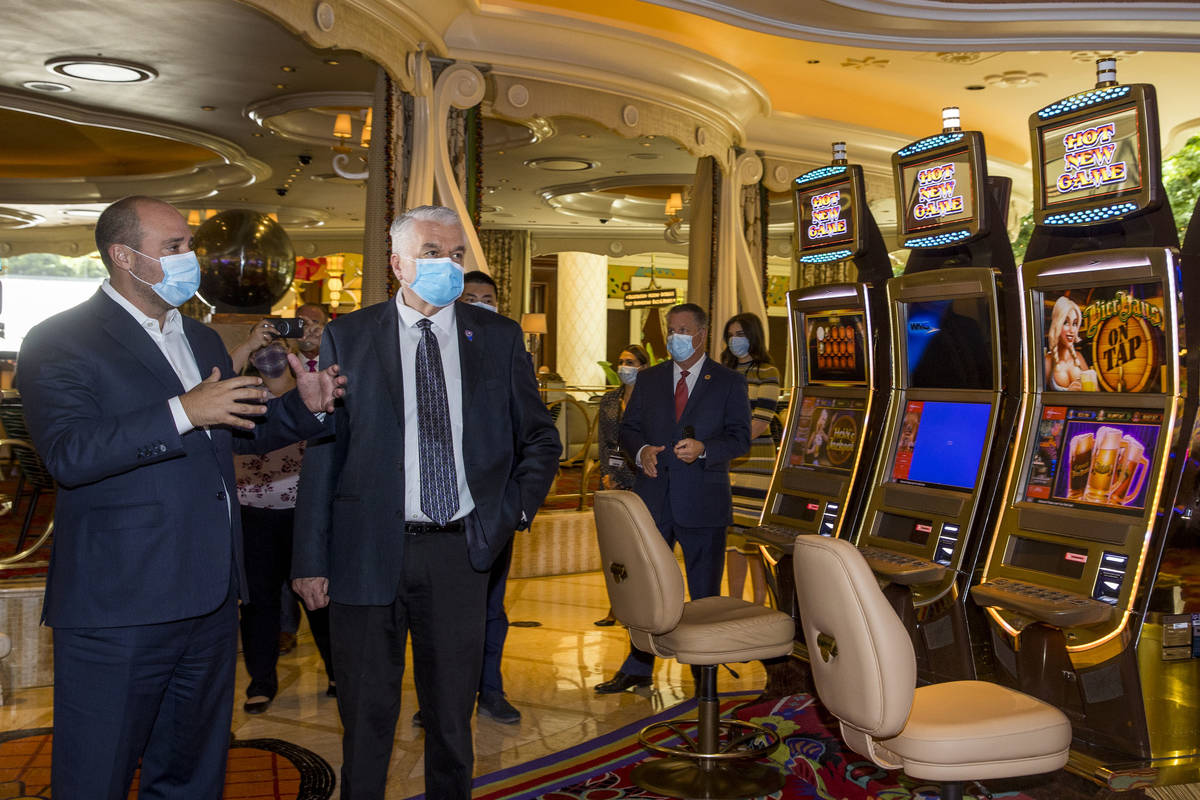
left=608, top=455, right=626, bottom=468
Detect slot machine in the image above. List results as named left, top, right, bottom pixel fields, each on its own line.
left=848, top=107, right=1022, bottom=684
left=743, top=143, right=892, bottom=650
left=971, top=59, right=1200, bottom=788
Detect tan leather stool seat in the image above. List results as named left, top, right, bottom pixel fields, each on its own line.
left=875, top=681, right=1071, bottom=781
left=792, top=535, right=1072, bottom=800
left=594, top=490, right=796, bottom=799
left=644, top=596, right=796, bottom=665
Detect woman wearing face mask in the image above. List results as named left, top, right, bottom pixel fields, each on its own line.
left=721, top=313, right=780, bottom=606
left=232, top=327, right=338, bottom=714
left=593, top=343, right=650, bottom=626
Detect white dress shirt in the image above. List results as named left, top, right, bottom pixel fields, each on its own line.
left=101, top=280, right=199, bottom=436
left=394, top=294, right=476, bottom=523
left=673, top=353, right=706, bottom=399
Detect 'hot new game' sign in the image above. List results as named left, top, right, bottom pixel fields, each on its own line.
left=1041, top=283, right=1165, bottom=393
left=1041, top=106, right=1143, bottom=207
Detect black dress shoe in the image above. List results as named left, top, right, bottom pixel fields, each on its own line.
left=413, top=709, right=423, bottom=727
left=594, top=671, right=652, bottom=694
left=244, top=695, right=272, bottom=715
left=325, top=682, right=337, bottom=698
left=477, top=692, right=521, bottom=724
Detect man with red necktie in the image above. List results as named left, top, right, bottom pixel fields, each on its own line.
left=595, top=302, right=751, bottom=694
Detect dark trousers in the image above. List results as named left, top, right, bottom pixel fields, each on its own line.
left=331, top=530, right=489, bottom=800
left=620, top=498, right=726, bottom=678
left=52, top=584, right=238, bottom=800
left=239, top=505, right=334, bottom=698
left=480, top=539, right=513, bottom=697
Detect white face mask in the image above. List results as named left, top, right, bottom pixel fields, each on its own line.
left=617, top=364, right=639, bottom=385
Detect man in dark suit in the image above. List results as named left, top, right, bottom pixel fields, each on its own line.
left=18, top=196, right=345, bottom=800
left=292, top=205, right=560, bottom=800
left=595, top=302, right=750, bottom=693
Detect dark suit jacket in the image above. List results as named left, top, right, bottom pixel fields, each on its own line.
left=619, top=356, right=751, bottom=528
left=18, top=289, right=327, bottom=629
left=292, top=300, right=560, bottom=605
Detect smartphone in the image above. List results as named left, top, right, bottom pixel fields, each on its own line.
left=267, top=318, right=305, bottom=338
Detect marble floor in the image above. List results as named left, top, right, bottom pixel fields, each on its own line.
left=0, top=569, right=770, bottom=799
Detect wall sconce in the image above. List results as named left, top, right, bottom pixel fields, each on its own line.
left=186, top=210, right=201, bottom=227
left=521, top=312, right=547, bottom=369
left=332, top=113, right=353, bottom=140
left=664, top=191, right=683, bottom=216
left=360, top=108, right=372, bottom=148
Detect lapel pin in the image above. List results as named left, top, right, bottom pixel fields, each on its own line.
left=704, top=373, right=711, bottom=381
left=465, top=329, right=474, bottom=341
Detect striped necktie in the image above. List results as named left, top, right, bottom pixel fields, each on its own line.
left=414, top=319, right=459, bottom=525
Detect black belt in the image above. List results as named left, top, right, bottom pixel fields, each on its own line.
left=405, top=520, right=465, bottom=534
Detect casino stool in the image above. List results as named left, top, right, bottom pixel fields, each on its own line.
left=792, top=535, right=1072, bottom=800
left=593, top=490, right=795, bottom=799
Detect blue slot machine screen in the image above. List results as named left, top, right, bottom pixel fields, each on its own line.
left=891, top=400, right=992, bottom=491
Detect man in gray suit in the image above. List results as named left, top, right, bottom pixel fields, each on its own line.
left=292, top=205, right=560, bottom=800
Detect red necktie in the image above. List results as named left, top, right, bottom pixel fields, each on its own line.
left=674, top=370, right=690, bottom=421
left=306, top=359, right=318, bottom=373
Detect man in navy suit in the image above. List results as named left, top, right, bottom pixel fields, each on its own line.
left=595, top=302, right=750, bottom=693
left=292, top=206, right=560, bottom=799
left=18, top=196, right=345, bottom=800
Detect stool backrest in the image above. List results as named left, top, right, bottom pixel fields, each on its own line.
left=0, top=398, right=54, bottom=490
left=792, top=535, right=915, bottom=740
left=593, top=490, right=684, bottom=636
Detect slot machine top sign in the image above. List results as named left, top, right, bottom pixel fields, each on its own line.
left=792, top=148, right=869, bottom=264
left=1029, top=60, right=1160, bottom=226
left=1041, top=283, right=1165, bottom=393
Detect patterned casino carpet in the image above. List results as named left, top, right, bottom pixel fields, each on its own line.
left=0, top=729, right=335, bottom=800
left=440, top=693, right=1044, bottom=800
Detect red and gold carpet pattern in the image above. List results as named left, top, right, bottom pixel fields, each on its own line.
left=441, top=693, right=1040, bottom=800
left=0, top=729, right=334, bottom=799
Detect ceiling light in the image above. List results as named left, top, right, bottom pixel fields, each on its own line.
left=332, top=112, right=353, bottom=139
left=524, top=157, right=597, bottom=172
left=274, top=83, right=287, bottom=90
left=629, top=153, right=660, bottom=160
left=46, top=56, right=157, bottom=83
left=21, top=80, right=71, bottom=93
left=965, top=84, right=986, bottom=91
left=324, top=58, right=340, bottom=66
left=578, top=133, right=591, bottom=139
left=201, top=105, right=216, bottom=111
left=281, top=66, right=296, bottom=73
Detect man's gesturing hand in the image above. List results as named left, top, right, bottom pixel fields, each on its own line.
left=640, top=444, right=666, bottom=477
left=293, top=577, right=330, bottom=610
left=290, top=353, right=347, bottom=413
left=179, top=368, right=267, bottom=430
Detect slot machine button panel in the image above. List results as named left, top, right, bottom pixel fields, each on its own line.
left=971, top=578, right=1115, bottom=626
left=859, top=545, right=946, bottom=585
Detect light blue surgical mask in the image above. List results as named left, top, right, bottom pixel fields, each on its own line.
left=667, top=332, right=696, bottom=363
left=469, top=301, right=498, bottom=313
left=617, top=364, right=639, bottom=385
left=728, top=335, right=750, bottom=358
left=128, top=248, right=202, bottom=307
left=405, top=257, right=464, bottom=308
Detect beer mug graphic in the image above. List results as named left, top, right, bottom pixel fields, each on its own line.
left=1083, top=426, right=1123, bottom=503
left=1066, top=431, right=1094, bottom=500
left=1109, top=435, right=1149, bottom=506
left=1079, top=369, right=1100, bottom=392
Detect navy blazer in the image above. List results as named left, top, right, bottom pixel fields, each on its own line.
left=292, top=300, right=560, bottom=605
left=619, top=356, right=751, bottom=528
left=18, top=289, right=327, bottom=629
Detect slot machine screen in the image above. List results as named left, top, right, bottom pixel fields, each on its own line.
left=898, top=148, right=978, bottom=236
left=797, top=178, right=856, bottom=252
left=891, top=400, right=991, bottom=491
left=1023, top=405, right=1161, bottom=516
left=904, top=297, right=994, bottom=390
left=1038, top=282, right=1165, bottom=393
left=805, top=310, right=867, bottom=384
left=788, top=395, right=867, bottom=474
left=1039, top=103, right=1143, bottom=211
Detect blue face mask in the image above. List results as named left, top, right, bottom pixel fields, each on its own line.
left=406, top=257, right=464, bottom=308
left=617, top=364, right=639, bottom=385
left=128, top=248, right=202, bottom=307
left=469, top=301, right=498, bottom=313
left=667, top=332, right=696, bottom=363
left=728, top=335, right=750, bottom=358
